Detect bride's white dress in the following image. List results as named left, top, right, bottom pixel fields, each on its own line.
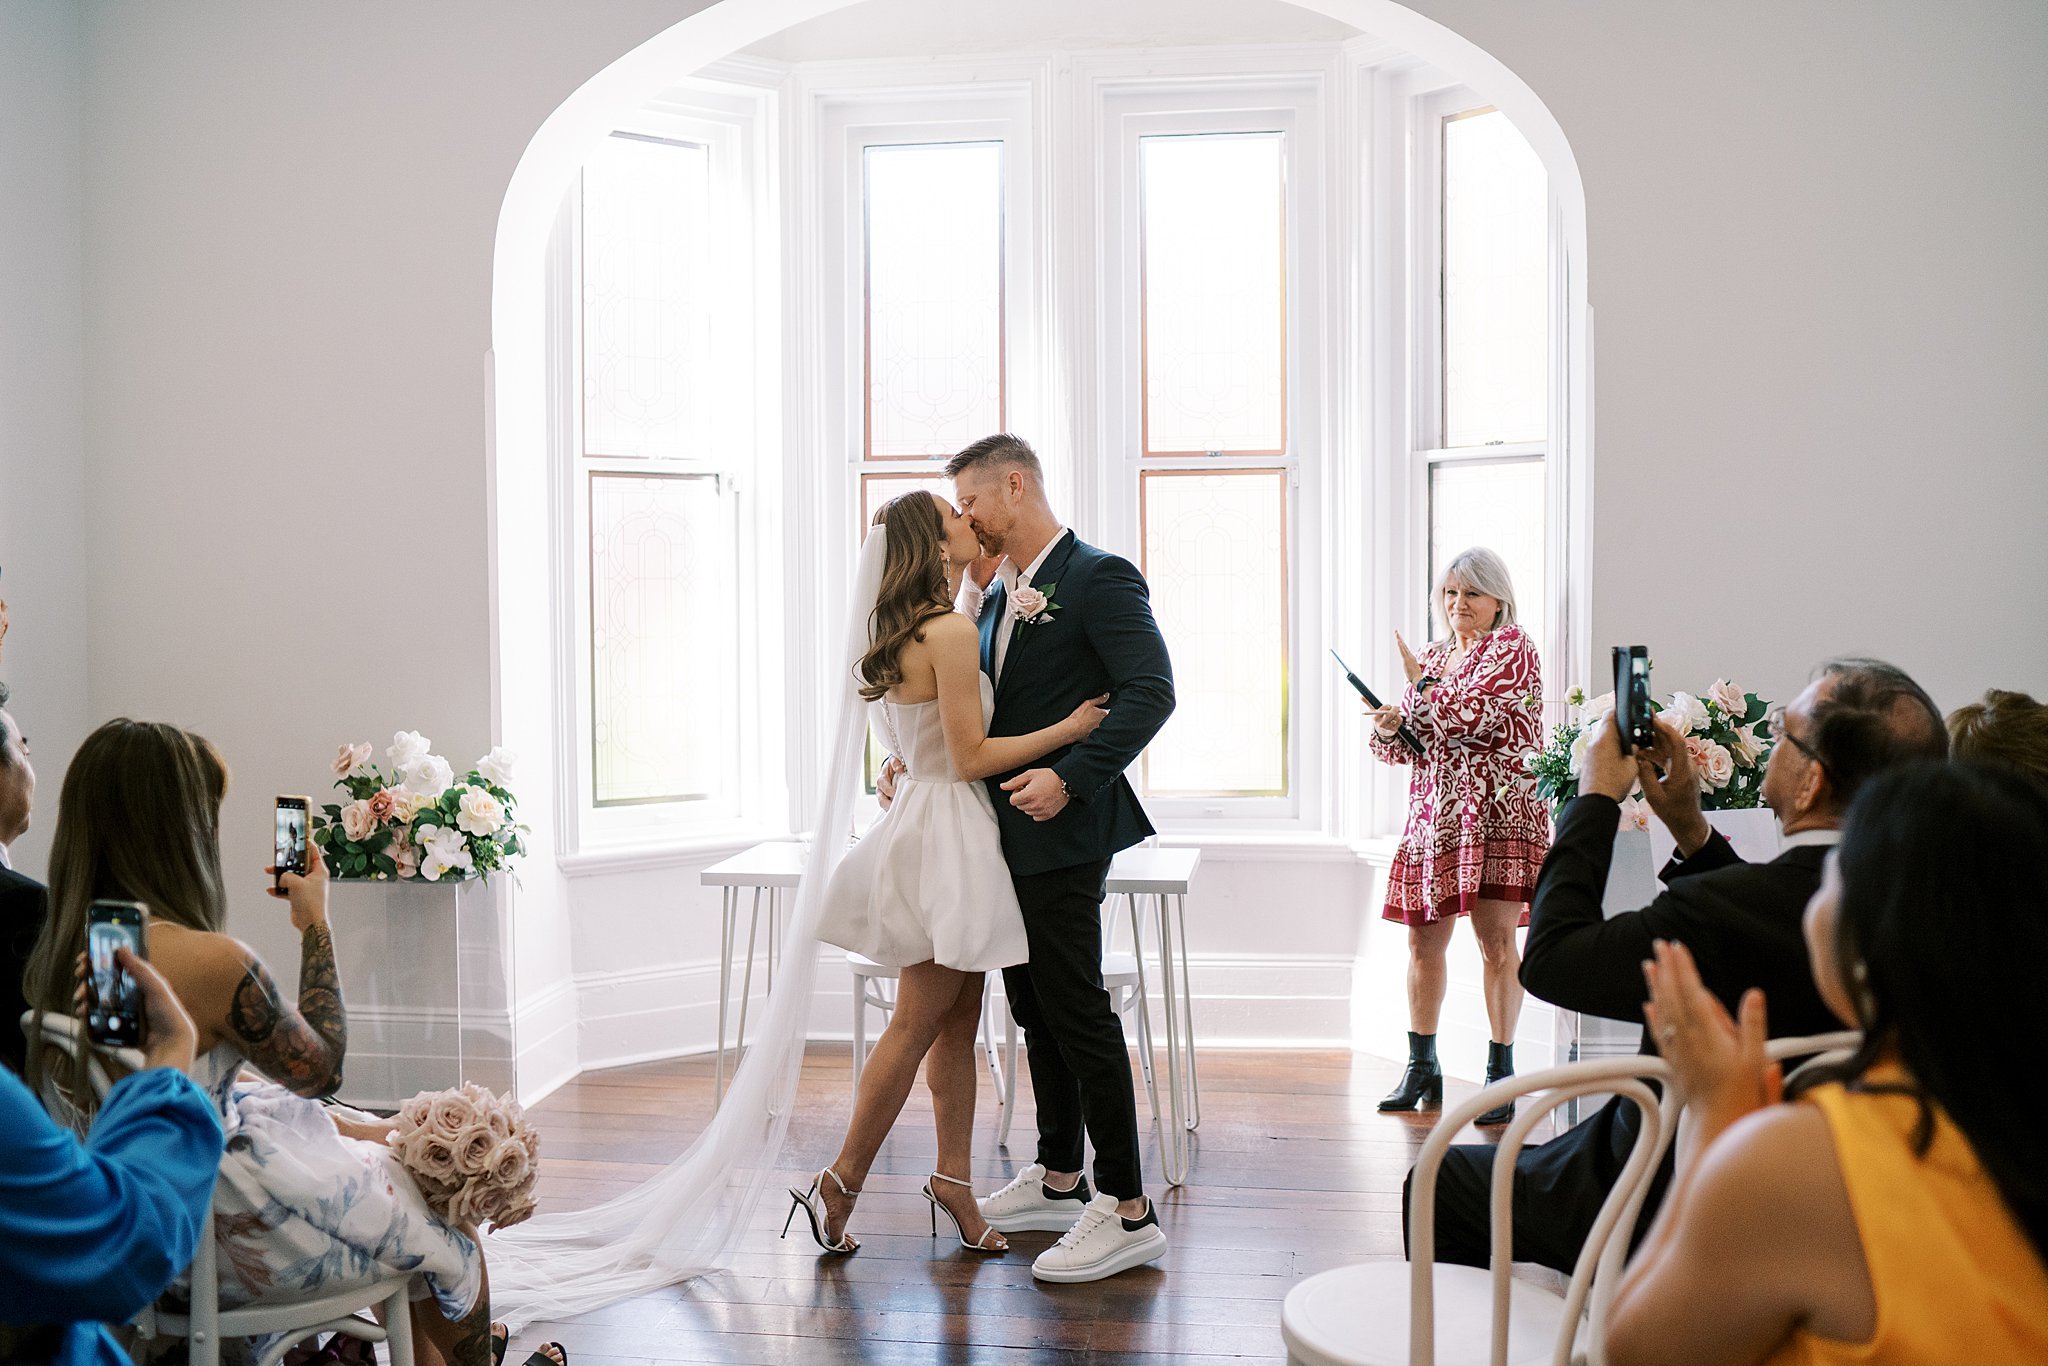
left=816, top=672, right=1028, bottom=971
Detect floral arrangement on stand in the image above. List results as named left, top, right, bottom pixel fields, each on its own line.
left=389, top=1083, right=540, bottom=1230
left=312, top=731, right=527, bottom=882
left=1528, top=678, right=1776, bottom=825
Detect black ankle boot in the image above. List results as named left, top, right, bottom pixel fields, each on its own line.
left=1476, top=1041, right=1516, bottom=1125
left=1379, top=1031, right=1445, bottom=1112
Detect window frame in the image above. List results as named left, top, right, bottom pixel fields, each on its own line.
left=1093, top=76, right=1331, bottom=831
left=551, top=85, right=784, bottom=855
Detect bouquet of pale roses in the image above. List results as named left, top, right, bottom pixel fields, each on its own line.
left=1527, top=677, right=1776, bottom=818
left=389, top=1082, right=540, bottom=1230
left=312, top=731, right=527, bottom=882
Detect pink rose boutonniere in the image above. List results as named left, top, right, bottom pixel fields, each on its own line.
left=1009, top=581, right=1059, bottom=626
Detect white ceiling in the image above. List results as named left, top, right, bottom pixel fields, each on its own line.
left=744, top=0, right=1363, bottom=64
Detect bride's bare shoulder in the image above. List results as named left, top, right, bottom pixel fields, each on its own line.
left=923, top=611, right=979, bottom=651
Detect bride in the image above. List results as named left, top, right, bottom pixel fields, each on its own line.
left=790, top=491, right=1105, bottom=1255
left=483, top=492, right=1102, bottom=1324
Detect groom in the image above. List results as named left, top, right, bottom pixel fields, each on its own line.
left=947, top=433, right=1175, bottom=1283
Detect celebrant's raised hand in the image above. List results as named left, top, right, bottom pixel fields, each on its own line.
left=1368, top=702, right=1405, bottom=738
left=1635, top=712, right=1713, bottom=856
left=1394, top=631, right=1425, bottom=687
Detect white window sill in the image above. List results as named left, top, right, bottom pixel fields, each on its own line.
left=557, top=832, right=788, bottom=878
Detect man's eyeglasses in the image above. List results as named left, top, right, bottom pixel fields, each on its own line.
left=1766, top=703, right=1823, bottom=767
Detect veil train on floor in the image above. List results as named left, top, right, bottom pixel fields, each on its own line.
left=483, top=532, right=887, bottom=1330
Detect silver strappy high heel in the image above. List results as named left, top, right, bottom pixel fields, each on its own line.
left=921, top=1172, right=1007, bottom=1253
left=783, top=1166, right=860, bottom=1253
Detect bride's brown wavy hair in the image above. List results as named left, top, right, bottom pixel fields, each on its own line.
left=857, top=493, right=953, bottom=702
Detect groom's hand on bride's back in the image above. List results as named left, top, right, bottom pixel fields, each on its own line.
left=1002, top=768, right=1069, bottom=822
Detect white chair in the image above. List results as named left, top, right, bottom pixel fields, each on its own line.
left=1280, top=1030, right=1862, bottom=1366
left=30, top=1012, right=417, bottom=1366
left=844, top=953, right=1021, bottom=1104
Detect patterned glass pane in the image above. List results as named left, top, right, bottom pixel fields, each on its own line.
left=1442, top=109, right=1547, bottom=447
left=1429, top=458, right=1547, bottom=659
left=590, top=473, right=735, bottom=805
left=581, top=134, right=712, bottom=460
left=865, top=142, right=1004, bottom=458
left=1141, top=133, right=1286, bottom=455
left=859, top=471, right=956, bottom=541
left=1141, top=470, right=1288, bottom=796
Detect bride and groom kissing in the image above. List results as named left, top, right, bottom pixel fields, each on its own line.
left=793, top=432, right=1178, bottom=1284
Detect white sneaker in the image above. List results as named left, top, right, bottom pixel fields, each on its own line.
left=1030, top=1193, right=1167, bottom=1283
left=978, top=1162, right=1095, bottom=1233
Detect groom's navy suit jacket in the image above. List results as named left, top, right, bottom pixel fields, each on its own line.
left=979, top=531, right=1175, bottom=878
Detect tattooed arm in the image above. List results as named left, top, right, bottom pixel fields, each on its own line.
left=226, top=926, right=347, bottom=1097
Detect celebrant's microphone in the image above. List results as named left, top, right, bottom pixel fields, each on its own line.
left=1330, top=649, right=1425, bottom=757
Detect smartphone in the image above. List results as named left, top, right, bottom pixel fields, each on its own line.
left=275, top=795, right=310, bottom=889
left=87, top=899, right=148, bottom=1048
left=1613, top=645, right=1656, bottom=754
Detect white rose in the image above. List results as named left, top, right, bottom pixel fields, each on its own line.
left=388, top=784, right=428, bottom=822
left=402, top=753, right=455, bottom=798
left=1667, top=692, right=1711, bottom=736
left=1580, top=691, right=1616, bottom=722
left=456, top=786, right=506, bottom=837
left=1707, top=679, right=1748, bottom=720
left=1729, top=722, right=1768, bottom=767
left=388, top=730, right=431, bottom=768
left=339, top=799, right=377, bottom=843
left=475, top=746, right=517, bottom=789
left=1568, top=729, right=1592, bottom=776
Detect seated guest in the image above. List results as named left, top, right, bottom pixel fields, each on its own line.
left=1608, top=762, right=2048, bottom=1363
left=0, top=943, right=221, bottom=1366
left=23, top=720, right=494, bottom=1365
left=1407, top=658, right=1948, bottom=1272
left=1947, top=688, right=2048, bottom=786
left=0, top=684, right=45, bottom=1075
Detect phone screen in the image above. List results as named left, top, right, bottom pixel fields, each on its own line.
left=87, top=901, right=147, bottom=1048
left=275, top=798, right=308, bottom=877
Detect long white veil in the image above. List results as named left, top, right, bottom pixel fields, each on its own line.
left=483, top=530, right=887, bottom=1329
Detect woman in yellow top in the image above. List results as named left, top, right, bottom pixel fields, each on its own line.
left=1608, top=761, right=2048, bottom=1364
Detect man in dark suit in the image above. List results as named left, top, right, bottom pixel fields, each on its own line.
left=1408, top=657, right=1948, bottom=1272
left=0, top=688, right=46, bottom=1077
left=931, top=434, right=1176, bottom=1284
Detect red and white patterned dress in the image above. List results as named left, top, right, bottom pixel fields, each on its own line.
left=1371, top=625, right=1549, bottom=926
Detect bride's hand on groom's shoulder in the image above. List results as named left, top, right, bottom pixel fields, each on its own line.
left=1064, top=694, right=1111, bottom=743
left=1002, top=768, right=1070, bottom=822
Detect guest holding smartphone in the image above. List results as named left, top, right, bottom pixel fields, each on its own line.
left=1365, top=547, right=1547, bottom=1124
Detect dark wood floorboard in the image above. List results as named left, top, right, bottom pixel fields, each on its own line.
left=494, top=1044, right=1560, bottom=1364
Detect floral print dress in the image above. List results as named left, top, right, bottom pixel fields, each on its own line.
left=1370, top=625, right=1549, bottom=926
left=188, top=1045, right=482, bottom=1326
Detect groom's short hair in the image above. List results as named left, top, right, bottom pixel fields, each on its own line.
left=946, top=433, right=1043, bottom=485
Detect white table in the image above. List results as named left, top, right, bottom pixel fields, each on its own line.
left=1106, top=845, right=1203, bottom=1186
left=700, top=841, right=807, bottom=1103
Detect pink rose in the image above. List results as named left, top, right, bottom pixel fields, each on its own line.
left=367, top=788, right=398, bottom=824
left=1707, top=679, right=1747, bottom=720
left=340, top=799, right=377, bottom=842
left=401, top=1131, right=460, bottom=1186
left=397, top=1093, right=432, bottom=1130
left=452, top=1121, right=497, bottom=1176
left=333, top=741, right=374, bottom=777
left=1687, top=737, right=1734, bottom=791
left=483, top=1136, right=532, bottom=1189
left=1730, top=723, right=1768, bottom=767
left=423, top=1091, right=473, bottom=1144
left=1009, top=586, right=1048, bottom=622
left=492, top=1194, right=537, bottom=1230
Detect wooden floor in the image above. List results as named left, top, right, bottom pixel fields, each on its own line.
left=500, top=1043, right=1554, bottom=1365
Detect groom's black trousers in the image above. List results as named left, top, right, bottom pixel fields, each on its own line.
left=1002, top=857, right=1144, bottom=1200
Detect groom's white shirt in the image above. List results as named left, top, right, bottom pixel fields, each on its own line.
left=990, top=527, right=1065, bottom=686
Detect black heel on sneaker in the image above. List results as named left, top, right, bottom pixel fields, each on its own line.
left=1379, top=1031, right=1445, bottom=1112
left=1475, top=1041, right=1517, bottom=1126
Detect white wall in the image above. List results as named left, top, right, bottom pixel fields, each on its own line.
left=39, top=0, right=2048, bottom=1090
left=0, top=0, right=90, bottom=880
